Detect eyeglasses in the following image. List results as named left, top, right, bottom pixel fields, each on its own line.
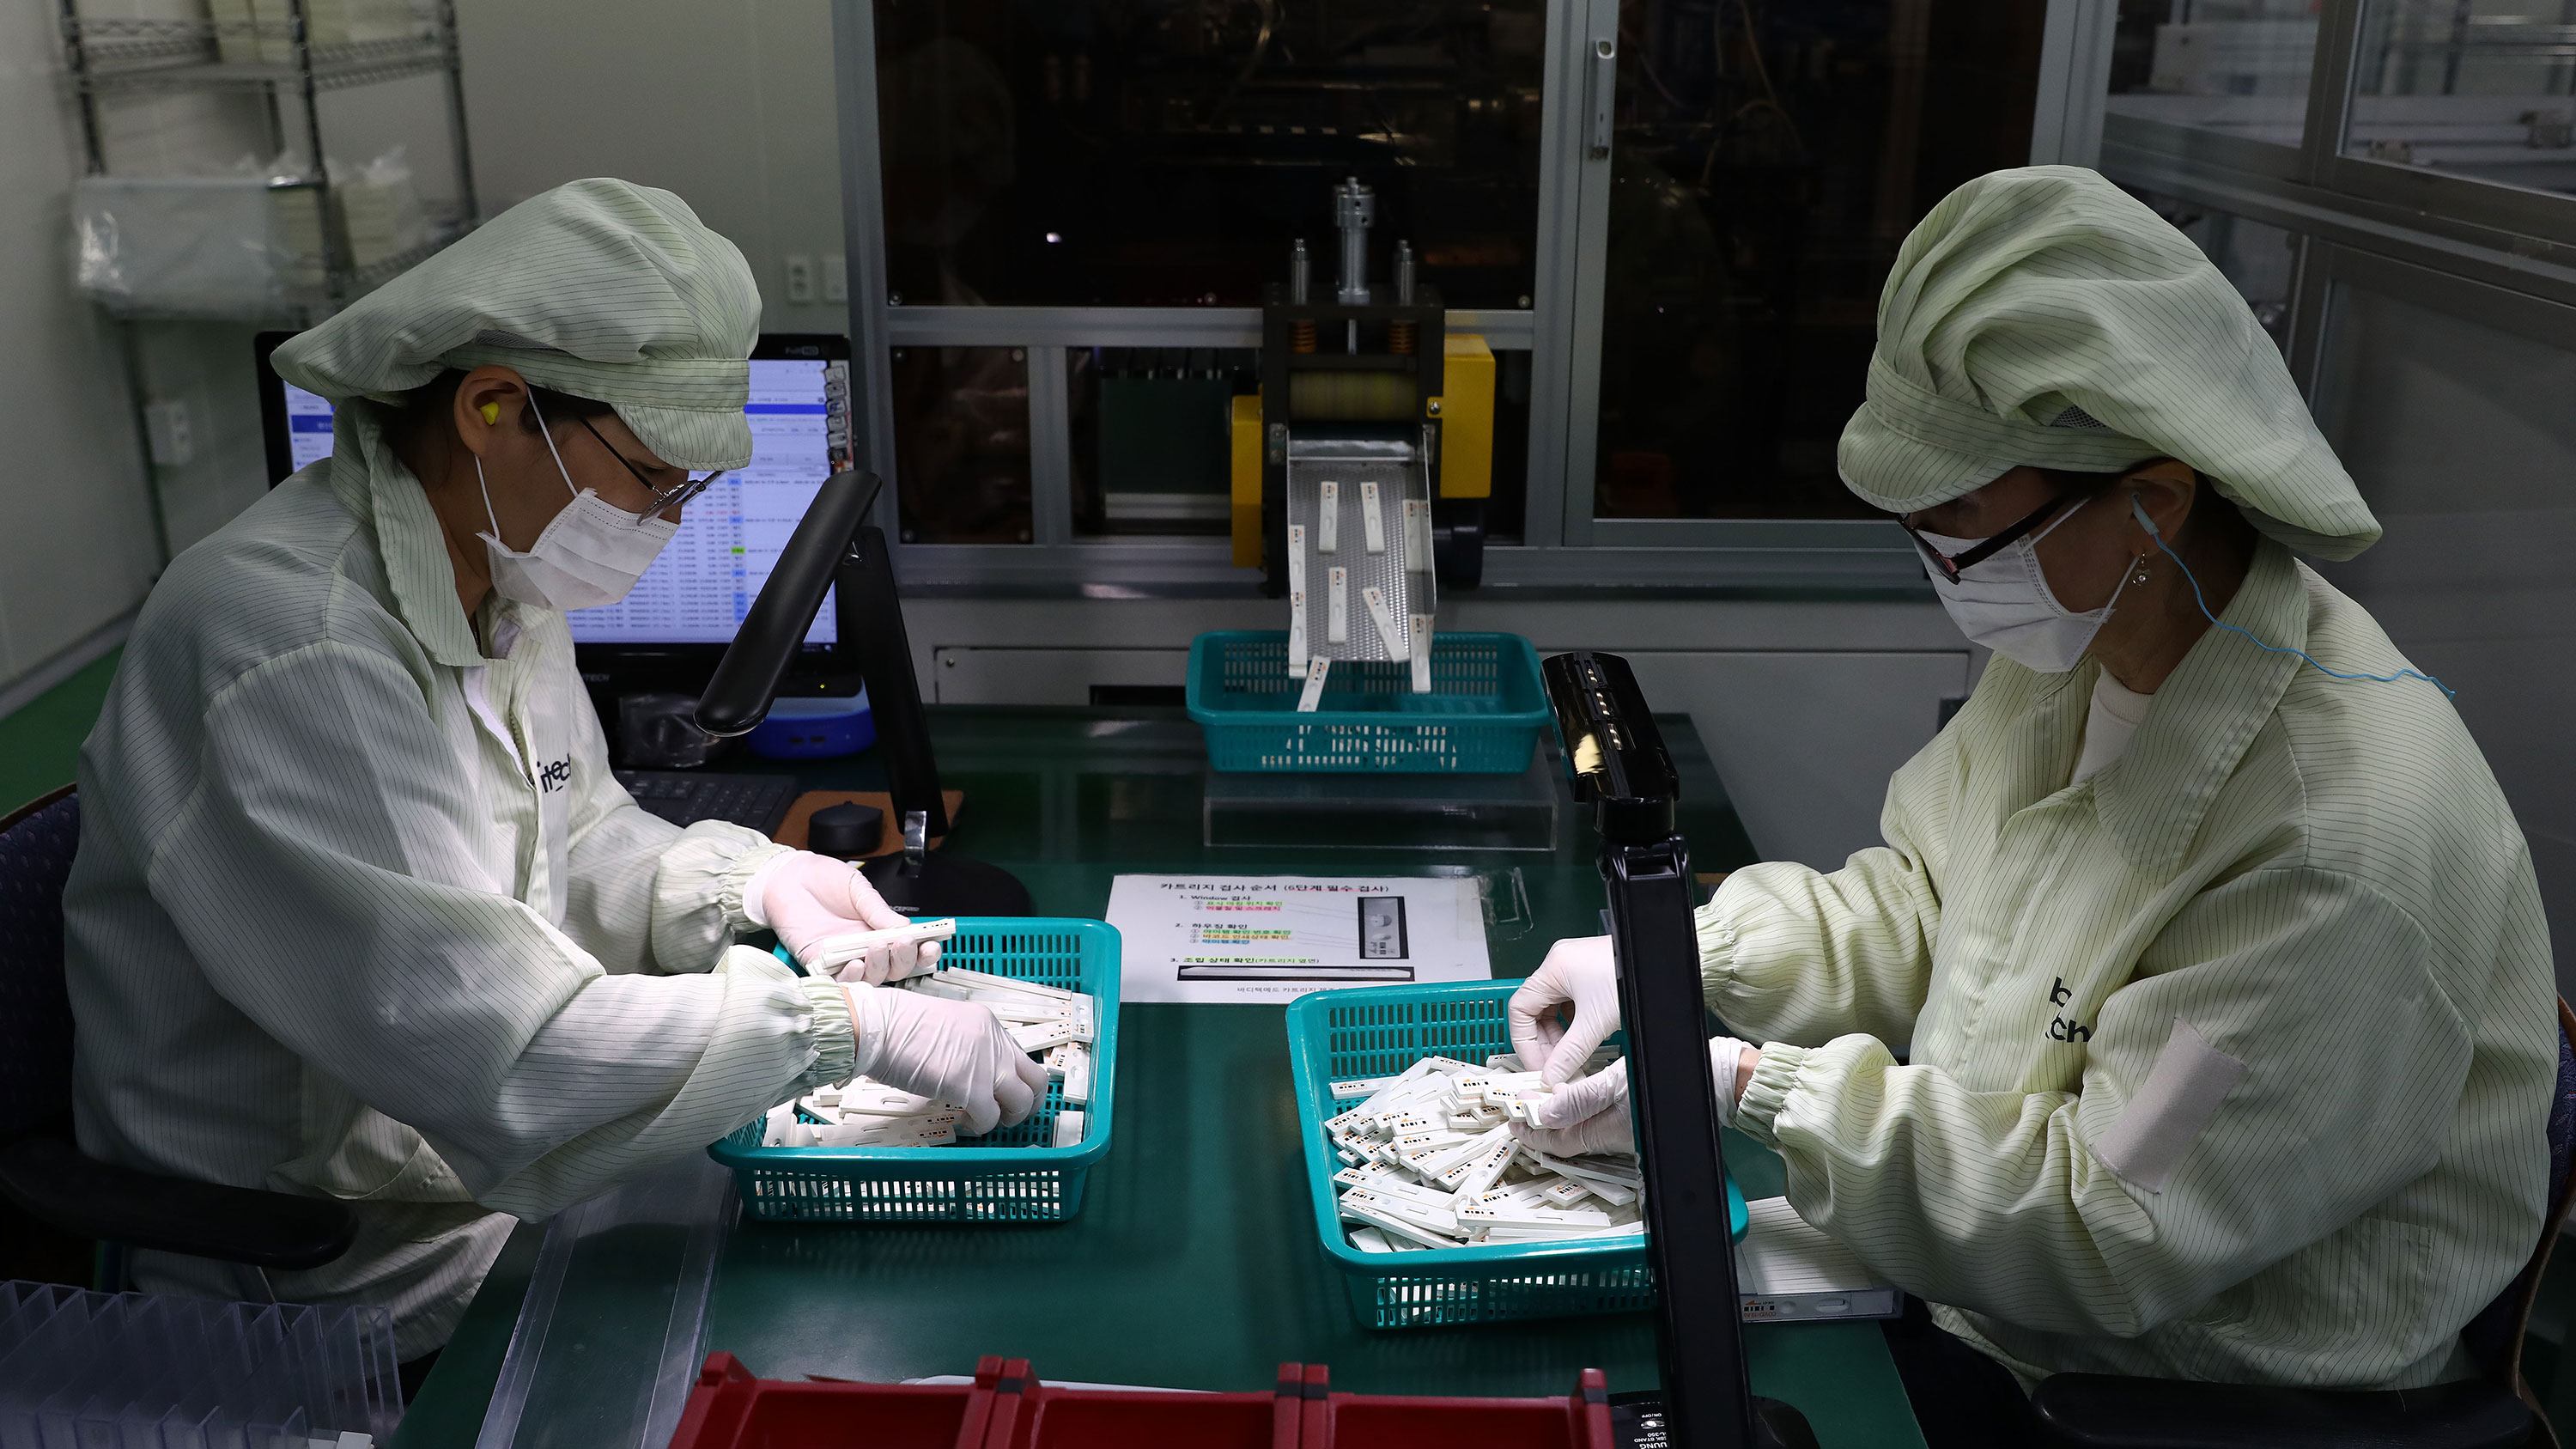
left=1899, top=491, right=2075, bottom=585
left=577, top=416, right=726, bottom=523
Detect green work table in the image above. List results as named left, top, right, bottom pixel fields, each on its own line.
left=397, top=707, right=1926, bottom=1449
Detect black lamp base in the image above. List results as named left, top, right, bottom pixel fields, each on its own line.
left=863, top=850, right=1034, bottom=917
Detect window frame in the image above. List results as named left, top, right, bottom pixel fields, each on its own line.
left=831, top=0, right=2116, bottom=594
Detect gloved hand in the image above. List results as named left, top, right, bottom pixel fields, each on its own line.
left=1510, top=935, right=1623, bottom=1085
left=1509, top=1036, right=1757, bottom=1158
left=841, top=983, right=1048, bottom=1136
left=750, top=850, right=938, bottom=983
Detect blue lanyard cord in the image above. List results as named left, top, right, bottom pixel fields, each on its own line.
left=2136, top=504, right=2456, bottom=699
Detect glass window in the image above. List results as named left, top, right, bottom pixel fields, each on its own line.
left=892, top=345, right=1033, bottom=544
left=1069, top=347, right=1250, bottom=537
left=2133, top=190, right=2301, bottom=350
left=1592, top=0, right=2045, bottom=520
left=2348, top=0, right=2576, bottom=198
left=872, top=0, right=1546, bottom=309
left=2103, top=0, right=2318, bottom=149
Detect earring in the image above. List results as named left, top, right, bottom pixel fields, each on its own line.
left=478, top=401, right=501, bottom=425
left=2131, top=559, right=2152, bottom=586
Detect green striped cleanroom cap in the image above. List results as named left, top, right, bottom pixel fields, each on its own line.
left=272, top=178, right=761, bottom=472
left=1837, top=167, right=2379, bottom=560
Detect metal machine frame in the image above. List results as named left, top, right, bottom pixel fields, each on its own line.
left=828, top=0, right=2122, bottom=595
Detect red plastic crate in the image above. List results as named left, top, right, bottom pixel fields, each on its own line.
left=667, top=1355, right=1615, bottom=1449
left=1308, top=1366, right=1614, bottom=1449
left=669, top=1351, right=1006, bottom=1449
left=988, top=1361, right=1304, bottom=1449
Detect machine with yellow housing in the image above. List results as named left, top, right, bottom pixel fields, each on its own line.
left=1229, top=180, right=1495, bottom=677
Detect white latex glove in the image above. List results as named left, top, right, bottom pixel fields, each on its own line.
left=748, top=851, right=939, bottom=983
left=1509, top=1036, right=1756, bottom=1158
left=841, top=983, right=1048, bottom=1135
left=1510, top=935, right=1624, bottom=1086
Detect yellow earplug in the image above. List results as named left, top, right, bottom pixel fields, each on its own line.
left=479, top=401, right=501, bottom=425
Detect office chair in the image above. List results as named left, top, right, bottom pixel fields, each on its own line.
left=2032, top=999, right=2576, bottom=1449
left=0, top=783, right=356, bottom=1287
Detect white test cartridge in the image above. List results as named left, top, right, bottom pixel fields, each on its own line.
left=1317, top=482, right=1340, bottom=553
left=1327, top=567, right=1349, bottom=643
left=1456, top=1202, right=1617, bottom=1232
left=1009, top=1019, right=1084, bottom=1054
left=1348, top=1226, right=1397, bottom=1253
left=804, top=918, right=957, bottom=978
left=1042, top=1044, right=1072, bottom=1081
left=1296, top=655, right=1330, bottom=713
left=1361, top=586, right=1406, bottom=660
left=1441, top=1137, right=1518, bottom=1198
left=1287, top=523, right=1309, bottom=673
left=762, top=1103, right=796, bottom=1148
left=1540, top=1178, right=1595, bottom=1208
left=1330, top=1076, right=1398, bottom=1101
left=1338, top=1197, right=1454, bottom=1251
left=1360, top=481, right=1387, bottom=552
left=1410, top=617, right=1433, bottom=693
left=1053, top=1109, right=1086, bottom=1148
left=927, top=967, right=1076, bottom=1002
left=837, top=1083, right=947, bottom=1117
left=1405, top=497, right=1431, bottom=567
left=815, top=1117, right=957, bottom=1148
left=1059, top=1040, right=1094, bottom=1105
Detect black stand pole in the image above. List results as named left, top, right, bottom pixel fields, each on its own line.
left=697, top=470, right=1030, bottom=918
left=835, top=522, right=1030, bottom=917
left=1546, top=650, right=1812, bottom=1449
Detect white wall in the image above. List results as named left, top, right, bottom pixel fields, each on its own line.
left=0, top=0, right=170, bottom=698
left=2309, top=274, right=2576, bottom=995
left=452, top=0, right=847, bottom=337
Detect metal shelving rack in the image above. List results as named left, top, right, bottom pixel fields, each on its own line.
left=58, top=0, right=479, bottom=317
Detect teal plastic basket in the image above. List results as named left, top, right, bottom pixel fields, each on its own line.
left=1186, top=631, right=1552, bottom=773
left=708, top=918, right=1119, bottom=1224
left=1286, top=979, right=1746, bottom=1329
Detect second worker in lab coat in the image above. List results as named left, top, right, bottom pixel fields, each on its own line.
left=1508, top=167, right=2557, bottom=1443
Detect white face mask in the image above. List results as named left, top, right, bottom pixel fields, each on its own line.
left=1917, top=496, right=2136, bottom=673
left=476, top=395, right=679, bottom=612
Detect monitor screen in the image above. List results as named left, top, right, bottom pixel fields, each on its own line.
left=259, top=335, right=853, bottom=651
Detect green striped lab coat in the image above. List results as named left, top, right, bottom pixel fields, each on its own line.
left=64, top=404, right=854, bottom=1358
left=1704, top=538, right=2556, bottom=1390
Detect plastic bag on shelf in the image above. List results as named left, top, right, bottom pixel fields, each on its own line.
left=209, top=0, right=426, bottom=62
left=335, top=145, right=428, bottom=272
left=72, top=174, right=324, bottom=318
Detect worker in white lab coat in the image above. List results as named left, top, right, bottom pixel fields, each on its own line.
left=64, top=179, right=1043, bottom=1374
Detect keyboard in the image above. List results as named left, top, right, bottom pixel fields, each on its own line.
left=617, top=770, right=800, bottom=836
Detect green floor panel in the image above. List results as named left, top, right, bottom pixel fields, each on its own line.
left=0, top=648, right=120, bottom=813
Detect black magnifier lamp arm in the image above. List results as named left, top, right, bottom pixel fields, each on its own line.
left=695, top=469, right=1030, bottom=918
left=1543, top=650, right=1814, bottom=1449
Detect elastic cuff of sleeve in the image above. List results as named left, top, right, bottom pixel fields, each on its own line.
left=725, top=843, right=799, bottom=929
left=796, top=977, right=858, bottom=1087
left=1733, top=1040, right=1811, bottom=1146
left=1695, top=898, right=1741, bottom=999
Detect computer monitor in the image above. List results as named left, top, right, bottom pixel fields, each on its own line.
left=254, top=332, right=859, bottom=697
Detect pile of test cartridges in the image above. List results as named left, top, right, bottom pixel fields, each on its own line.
left=1323, top=1052, right=1644, bottom=1251
left=759, top=919, right=1099, bottom=1151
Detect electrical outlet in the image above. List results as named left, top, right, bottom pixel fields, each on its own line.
left=822, top=253, right=848, bottom=303
left=143, top=399, right=194, bottom=467
left=783, top=254, right=816, bottom=304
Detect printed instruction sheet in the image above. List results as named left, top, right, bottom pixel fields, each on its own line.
left=1105, top=874, right=1492, bottom=1004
